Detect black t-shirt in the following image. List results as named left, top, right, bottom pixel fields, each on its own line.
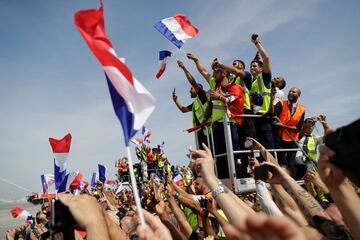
left=186, top=88, right=208, bottom=110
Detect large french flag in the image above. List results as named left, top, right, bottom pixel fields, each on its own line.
left=49, top=133, right=72, bottom=191
left=154, top=14, right=199, bottom=48
left=156, top=50, right=172, bottom=79
left=74, top=3, right=155, bottom=145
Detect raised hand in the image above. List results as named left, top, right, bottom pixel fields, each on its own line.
left=172, top=88, right=177, bottom=102
left=186, top=52, right=198, bottom=62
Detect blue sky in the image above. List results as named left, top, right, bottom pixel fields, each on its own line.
left=1, top=0, right=359, bottom=200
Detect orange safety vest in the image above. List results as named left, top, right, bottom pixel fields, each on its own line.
left=278, top=100, right=305, bottom=142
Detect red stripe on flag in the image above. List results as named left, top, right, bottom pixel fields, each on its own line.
left=49, top=133, right=72, bottom=153
left=74, top=6, right=135, bottom=86
left=173, top=14, right=199, bottom=37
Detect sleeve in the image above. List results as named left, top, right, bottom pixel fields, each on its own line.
left=262, top=72, right=272, bottom=89
left=187, top=103, right=193, bottom=110
left=256, top=181, right=283, bottom=216
left=295, top=112, right=305, bottom=132
left=274, top=101, right=282, bottom=116
left=243, top=71, right=252, bottom=89
left=197, top=88, right=208, bottom=105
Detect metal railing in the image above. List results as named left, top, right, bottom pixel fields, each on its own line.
left=195, top=113, right=303, bottom=193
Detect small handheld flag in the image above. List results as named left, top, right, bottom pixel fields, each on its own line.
left=156, top=50, right=172, bottom=79
left=142, top=126, right=151, bottom=143
left=49, top=133, right=72, bottom=191
left=154, top=14, right=198, bottom=48
left=98, top=164, right=107, bottom=184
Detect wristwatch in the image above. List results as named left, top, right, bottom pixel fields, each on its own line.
left=211, top=182, right=229, bottom=198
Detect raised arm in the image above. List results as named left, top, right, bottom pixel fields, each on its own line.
left=216, top=59, right=246, bottom=79
left=177, top=60, right=199, bottom=92
left=251, top=34, right=271, bottom=73
left=260, top=162, right=330, bottom=224
left=187, top=52, right=211, bottom=83
left=172, top=88, right=191, bottom=113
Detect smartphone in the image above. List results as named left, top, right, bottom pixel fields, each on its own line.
left=254, top=165, right=269, bottom=181
left=50, top=199, right=76, bottom=239
left=199, top=198, right=208, bottom=209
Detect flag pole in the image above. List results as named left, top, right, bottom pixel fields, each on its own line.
left=126, top=145, right=145, bottom=228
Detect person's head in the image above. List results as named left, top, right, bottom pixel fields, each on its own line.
left=287, top=87, right=301, bottom=103
left=232, top=59, right=246, bottom=70
left=189, top=84, right=203, bottom=98
left=271, top=77, right=286, bottom=89
left=192, top=177, right=209, bottom=195
left=302, top=117, right=316, bottom=134
left=250, top=60, right=263, bottom=77
left=311, top=215, right=352, bottom=240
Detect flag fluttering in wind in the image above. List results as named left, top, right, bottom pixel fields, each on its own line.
left=156, top=50, right=172, bottom=79
left=74, top=3, right=155, bottom=146
left=11, top=208, right=33, bottom=224
left=131, top=136, right=143, bottom=145
left=57, top=171, right=82, bottom=193
left=49, top=133, right=72, bottom=191
left=90, top=172, right=97, bottom=187
left=40, top=174, right=55, bottom=194
left=98, top=164, right=107, bottom=184
left=154, top=14, right=199, bottom=48
left=142, top=126, right=151, bottom=143
left=173, top=173, right=184, bottom=186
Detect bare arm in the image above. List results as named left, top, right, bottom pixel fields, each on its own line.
left=172, top=89, right=191, bottom=113
left=167, top=196, right=193, bottom=238
left=318, top=146, right=360, bottom=240
left=187, top=52, right=211, bottom=83
left=217, top=61, right=246, bottom=79
left=177, top=60, right=199, bottom=92
left=252, top=34, right=271, bottom=73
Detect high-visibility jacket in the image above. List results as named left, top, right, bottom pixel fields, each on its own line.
left=251, top=74, right=271, bottom=113
left=278, top=100, right=306, bottom=141
left=232, top=76, right=251, bottom=110
left=209, top=77, right=234, bottom=123
left=192, top=95, right=211, bottom=136
left=303, top=135, right=318, bottom=161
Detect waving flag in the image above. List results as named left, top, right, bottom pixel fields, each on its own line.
left=173, top=173, right=184, bottom=186
left=11, top=208, right=33, bottom=224
left=74, top=3, right=155, bottom=146
left=142, top=126, right=151, bottom=143
left=154, top=14, right=199, bottom=48
left=98, top=164, right=107, bottom=184
left=49, top=133, right=72, bottom=191
left=57, top=171, right=82, bottom=193
left=90, top=172, right=97, bottom=187
left=41, top=174, right=55, bottom=194
left=131, top=136, right=143, bottom=145
left=156, top=50, right=172, bottom=79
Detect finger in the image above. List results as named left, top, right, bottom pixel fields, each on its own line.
left=58, top=193, right=73, bottom=207
left=201, top=143, right=212, bottom=155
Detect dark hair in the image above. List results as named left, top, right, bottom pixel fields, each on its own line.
left=312, top=216, right=352, bottom=240
left=233, top=59, right=246, bottom=69
left=251, top=60, right=263, bottom=67
left=279, top=78, right=286, bottom=89
left=197, top=83, right=203, bottom=89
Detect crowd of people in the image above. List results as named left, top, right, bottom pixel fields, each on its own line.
left=5, top=34, right=360, bottom=240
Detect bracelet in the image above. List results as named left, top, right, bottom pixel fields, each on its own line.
left=211, top=182, right=229, bottom=198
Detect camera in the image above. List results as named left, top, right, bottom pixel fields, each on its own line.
left=251, top=34, right=259, bottom=41
left=324, top=119, right=360, bottom=186
left=244, top=139, right=255, bottom=158
left=50, top=199, right=76, bottom=238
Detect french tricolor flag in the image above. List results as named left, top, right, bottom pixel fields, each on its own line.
left=11, top=208, right=33, bottom=224
left=131, top=136, right=143, bottom=145
left=154, top=14, right=199, bottom=48
left=98, top=164, right=107, bottom=184
left=173, top=173, right=184, bottom=186
left=142, top=126, right=151, bottom=143
left=41, top=174, right=55, bottom=194
left=74, top=3, right=155, bottom=146
left=57, top=171, right=82, bottom=193
left=90, top=172, right=97, bottom=187
left=156, top=50, right=172, bottom=79
left=49, top=133, right=72, bottom=191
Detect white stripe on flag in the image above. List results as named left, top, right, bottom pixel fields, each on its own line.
left=54, top=153, right=68, bottom=172
left=161, top=17, right=192, bottom=42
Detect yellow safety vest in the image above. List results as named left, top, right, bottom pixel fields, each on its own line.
left=232, top=76, right=251, bottom=110
left=192, top=95, right=211, bottom=136
left=251, top=74, right=270, bottom=113
left=305, top=135, right=318, bottom=162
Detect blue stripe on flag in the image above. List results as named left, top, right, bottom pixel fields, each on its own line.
left=41, top=175, right=48, bottom=194
left=159, top=50, right=172, bottom=60
left=54, top=160, right=66, bottom=191
left=105, top=73, right=136, bottom=146
left=154, top=21, right=184, bottom=48
left=98, top=164, right=107, bottom=184
left=57, top=173, right=69, bottom=193
left=91, top=172, right=97, bottom=187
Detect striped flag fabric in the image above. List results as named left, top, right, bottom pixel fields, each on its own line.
left=154, top=14, right=199, bottom=48
left=49, top=133, right=72, bottom=191
left=74, top=3, right=155, bottom=146
left=156, top=50, right=172, bottom=79
left=142, top=126, right=151, bottom=143
left=10, top=208, right=33, bottom=224
left=98, top=164, right=107, bottom=184
left=57, top=171, right=82, bottom=193
left=40, top=174, right=55, bottom=194
left=90, top=172, right=97, bottom=187
left=173, top=173, right=184, bottom=186
left=130, top=136, right=143, bottom=145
